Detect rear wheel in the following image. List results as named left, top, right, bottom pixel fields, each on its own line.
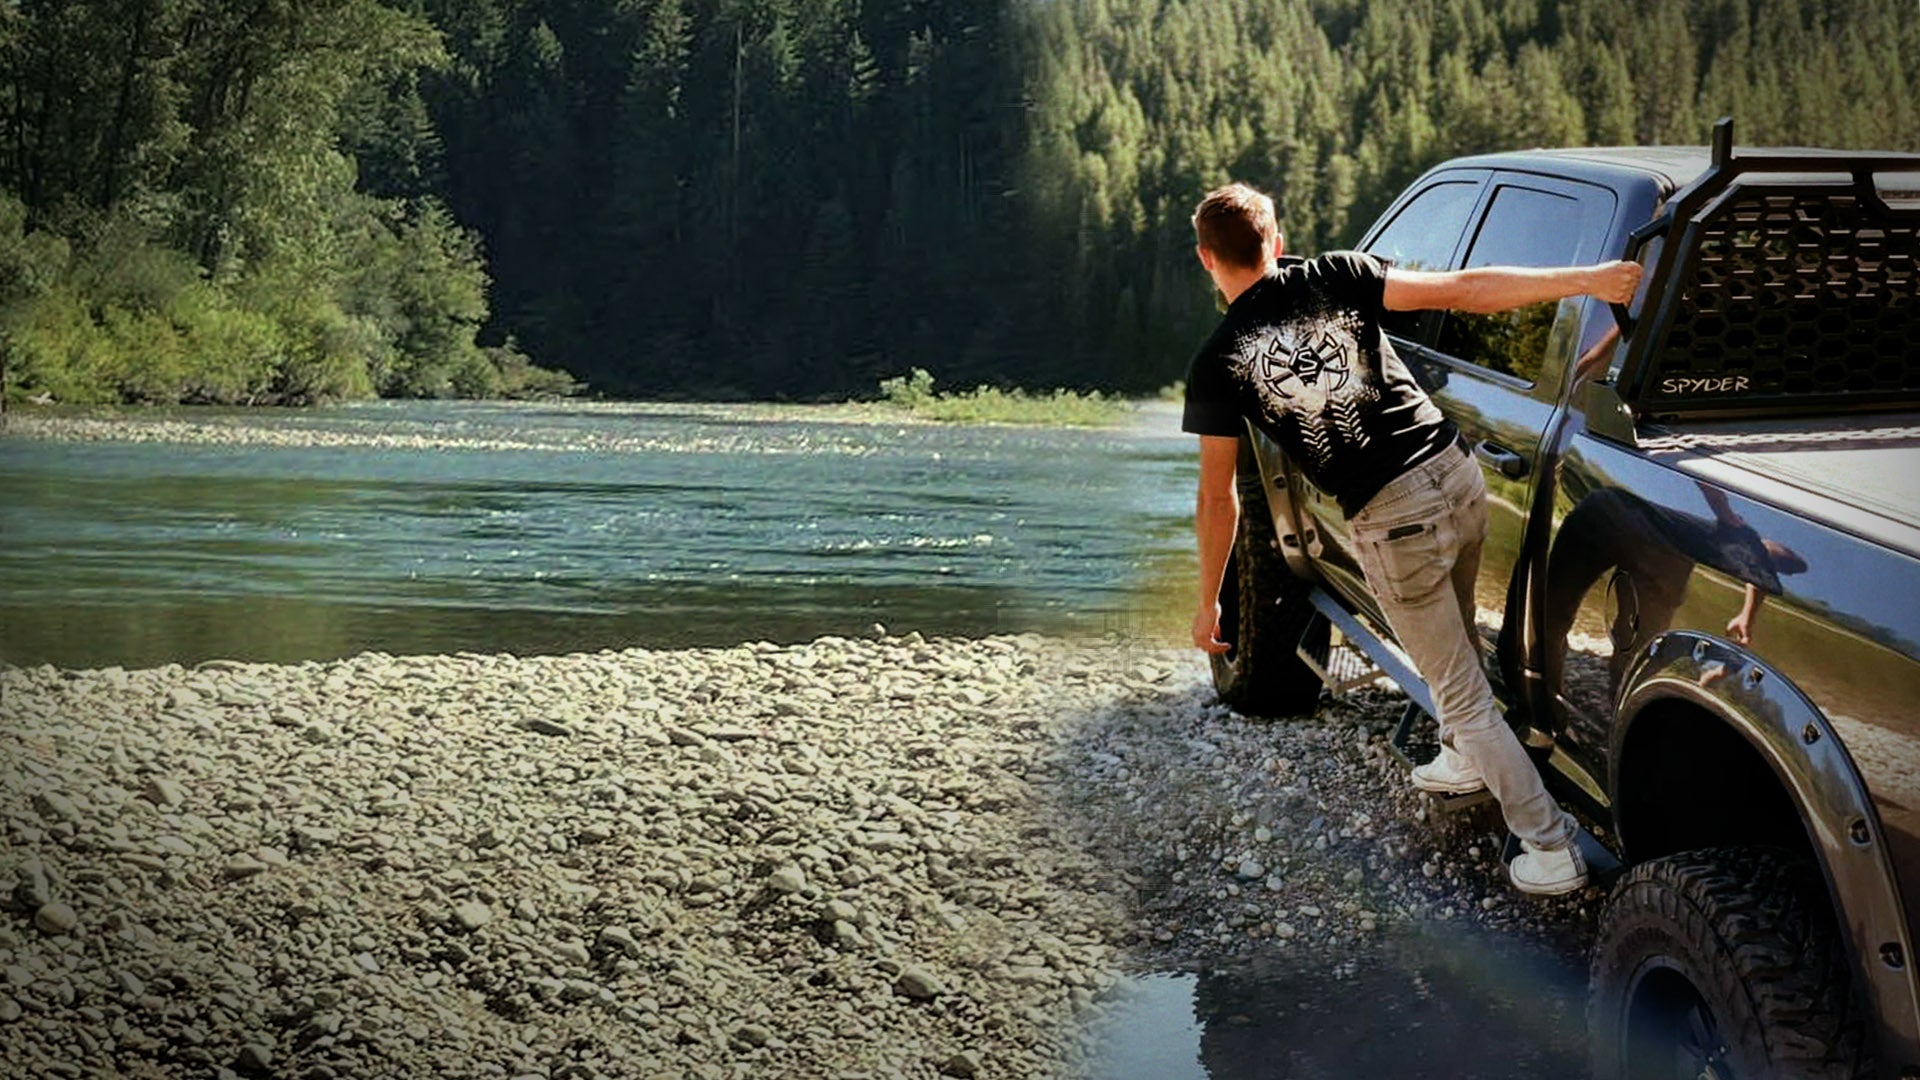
left=1588, top=846, right=1871, bottom=1080
left=1209, top=438, right=1326, bottom=718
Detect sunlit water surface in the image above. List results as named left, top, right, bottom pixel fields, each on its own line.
left=0, top=400, right=1197, bottom=668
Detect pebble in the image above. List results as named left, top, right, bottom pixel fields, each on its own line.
left=732, top=1023, right=772, bottom=1048
left=34, top=902, right=78, bottom=936
left=832, top=920, right=863, bottom=949
left=896, top=965, right=946, bottom=1000
left=13, top=860, right=53, bottom=909
left=597, top=926, right=640, bottom=958
left=223, top=854, right=269, bottom=880
left=32, top=791, right=82, bottom=822
left=451, top=901, right=493, bottom=932
left=765, top=865, right=807, bottom=895
left=143, top=776, right=187, bottom=808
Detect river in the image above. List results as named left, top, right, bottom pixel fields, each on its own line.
left=0, top=399, right=1197, bottom=669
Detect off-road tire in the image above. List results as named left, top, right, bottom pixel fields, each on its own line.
left=1588, top=846, right=1871, bottom=1080
left=1209, top=437, right=1327, bottom=718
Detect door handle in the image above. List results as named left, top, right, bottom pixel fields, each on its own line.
left=1474, top=440, right=1529, bottom=480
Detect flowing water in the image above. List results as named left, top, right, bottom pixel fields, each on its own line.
left=0, top=399, right=1197, bottom=669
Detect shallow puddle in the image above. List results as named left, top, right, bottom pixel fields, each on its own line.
left=1088, top=921, right=1588, bottom=1079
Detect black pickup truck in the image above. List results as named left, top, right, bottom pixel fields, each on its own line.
left=1213, top=122, right=1920, bottom=1079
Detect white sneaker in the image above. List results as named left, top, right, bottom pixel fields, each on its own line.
left=1410, top=744, right=1486, bottom=795
left=1509, top=839, right=1587, bottom=896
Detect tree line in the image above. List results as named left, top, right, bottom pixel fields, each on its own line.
left=2, top=0, right=1913, bottom=405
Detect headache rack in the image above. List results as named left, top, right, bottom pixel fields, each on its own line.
left=1613, top=118, right=1920, bottom=419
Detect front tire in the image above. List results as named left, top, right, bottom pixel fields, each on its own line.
left=1587, top=846, right=1871, bottom=1080
left=1209, top=437, right=1326, bottom=718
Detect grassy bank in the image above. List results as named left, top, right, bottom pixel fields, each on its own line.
left=872, top=369, right=1135, bottom=427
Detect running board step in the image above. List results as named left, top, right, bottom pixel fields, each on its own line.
left=1310, top=588, right=1487, bottom=817
left=1303, top=587, right=1434, bottom=716
left=1296, top=632, right=1384, bottom=695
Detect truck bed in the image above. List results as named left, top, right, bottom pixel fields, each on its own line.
left=1638, top=414, right=1920, bottom=560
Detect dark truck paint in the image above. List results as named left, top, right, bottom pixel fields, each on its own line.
left=1233, top=129, right=1920, bottom=1076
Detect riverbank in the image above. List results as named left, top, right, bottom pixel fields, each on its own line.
left=0, top=634, right=1600, bottom=1078
left=0, top=395, right=1151, bottom=453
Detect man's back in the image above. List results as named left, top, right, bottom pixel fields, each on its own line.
left=1180, top=250, right=1456, bottom=518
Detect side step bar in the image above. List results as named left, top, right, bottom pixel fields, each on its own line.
left=1296, top=586, right=1624, bottom=881
left=1297, top=588, right=1487, bottom=813
left=1301, top=587, right=1433, bottom=717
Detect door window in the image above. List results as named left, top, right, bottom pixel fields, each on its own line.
left=1363, top=179, right=1481, bottom=341
left=1435, top=184, right=1607, bottom=384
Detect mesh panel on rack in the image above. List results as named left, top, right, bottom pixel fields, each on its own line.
left=1642, top=187, right=1918, bottom=411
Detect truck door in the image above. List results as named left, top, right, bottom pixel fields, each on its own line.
left=1394, top=174, right=1617, bottom=695
left=1296, top=170, right=1488, bottom=620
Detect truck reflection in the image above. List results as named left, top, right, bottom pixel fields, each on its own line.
left=1541, top=481, right=1807, bottom=743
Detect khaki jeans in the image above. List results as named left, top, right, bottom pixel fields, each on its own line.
left=1349, top=443, right=1576, bottom=850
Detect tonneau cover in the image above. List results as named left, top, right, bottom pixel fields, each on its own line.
left=1639, top=415, right=1920, bottom=558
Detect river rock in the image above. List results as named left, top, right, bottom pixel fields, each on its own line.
left=0, top=628, right=1518, bottom=1078
left=597, top=926, right=639, bottom=958
left=451, top=901, right=492, bottom=932
left=12, top=862, right=51, bottom=910
left=35, top=902, right=78, bottom=936
left=142, top=776, right=187, bottom=808
left=896, top=965, right=945, bottom=1000
left=32, top=791, right=82, bottom=823
left=223, top=854, right=269, bottom=880
left=765, top=865, right=807, bottom=895
left=238, top=1042, right=274, bottom=1071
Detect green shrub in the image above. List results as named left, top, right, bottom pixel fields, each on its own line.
left=879, top=367, right=937, bottom=409
left=873, top=368, right=1132, bottom=427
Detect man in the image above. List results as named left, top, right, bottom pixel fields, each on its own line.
left=1181, top=182, right=1642, bottom=895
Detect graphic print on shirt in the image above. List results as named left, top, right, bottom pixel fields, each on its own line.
left=1240, top=303, right=1383, bottom=475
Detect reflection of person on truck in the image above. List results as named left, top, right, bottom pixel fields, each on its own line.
left=1181, top=182, right=1642, bottom=895
left=1542, top=482, right=1808, bottom=705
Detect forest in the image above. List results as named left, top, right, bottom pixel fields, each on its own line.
left=1, top=0, right=1915, bottom=404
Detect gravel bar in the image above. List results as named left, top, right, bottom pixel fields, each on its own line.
left=0, top=633, right=1603, bottom=1078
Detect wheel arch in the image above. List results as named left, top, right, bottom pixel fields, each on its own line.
left=1611, top=629, right=1920, bottom=1071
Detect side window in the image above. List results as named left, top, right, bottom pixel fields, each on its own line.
left=1363, top=180, right=1480, bottom=341
left=1435, top=184, right=1602, bottom=384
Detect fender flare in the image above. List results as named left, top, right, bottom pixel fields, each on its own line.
left=1613, top=629, right=1920, bottom=1068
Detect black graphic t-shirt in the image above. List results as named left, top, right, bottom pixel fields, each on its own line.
left=1181, top=251, right=1459, bottom=517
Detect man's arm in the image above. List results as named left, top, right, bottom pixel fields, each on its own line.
left=1382, top=261, right=1642, bottom=314
left=1192, top=434, right=1240, bottom=655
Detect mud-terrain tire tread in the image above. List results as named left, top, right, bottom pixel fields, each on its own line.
left=1587, top=845, right=1872, bottom=1080
left=1210, top=437, right=1326, bottom=718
